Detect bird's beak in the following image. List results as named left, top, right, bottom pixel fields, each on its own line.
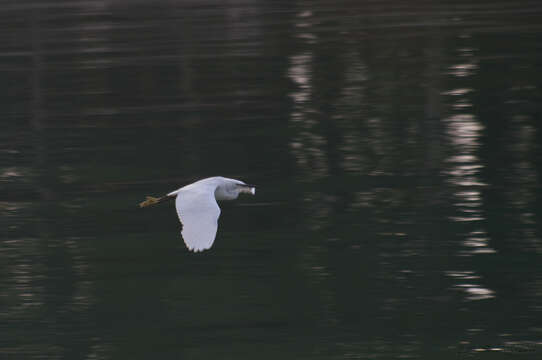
left=241, top=185, right=256, bottom=195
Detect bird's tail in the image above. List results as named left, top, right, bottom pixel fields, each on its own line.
left=139, top=196, right=169, bottom=208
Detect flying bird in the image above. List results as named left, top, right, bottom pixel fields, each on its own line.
left=139, top=176, right=255, bottom=252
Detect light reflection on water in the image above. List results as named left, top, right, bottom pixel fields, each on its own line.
left=2, top=0, right=542, bottom=358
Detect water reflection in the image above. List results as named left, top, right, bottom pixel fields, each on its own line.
left=289, top=52, right=329, bottom=180
left=445, top=114, right=486, bottom=224
left=287, top=9, right=340, bottom=338
left=507, top=116, right=540, bottom=252
left=2, top=0, right=542, bottom=358
left=444, top=43, right=496, bottom=263
left=441, top=42, right=498, bottom=329
left=446, top=271, right=495, bottom=301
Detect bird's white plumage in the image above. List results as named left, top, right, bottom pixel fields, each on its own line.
left=148, top=176, right=256, bottom=252
left=175, top=183, right=221, bottom=252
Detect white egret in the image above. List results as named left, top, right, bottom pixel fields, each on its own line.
left=139, top=176, right=255, bottom=252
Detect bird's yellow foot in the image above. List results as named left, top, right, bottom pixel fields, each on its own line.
left=139, top=196, right=161, bottom=208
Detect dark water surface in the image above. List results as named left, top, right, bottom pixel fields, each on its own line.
left=2, top=0, right=542, bottom=358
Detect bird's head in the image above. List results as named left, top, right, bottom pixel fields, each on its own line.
left=215, top=177, right=256, bottom=200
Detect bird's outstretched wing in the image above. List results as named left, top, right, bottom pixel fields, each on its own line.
left=175, top=186, right=221, bottom=252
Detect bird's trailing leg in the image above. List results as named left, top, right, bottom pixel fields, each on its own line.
left=139, top=195, right=173, bottom=208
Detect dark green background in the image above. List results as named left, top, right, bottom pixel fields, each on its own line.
left=2, top=0, right=542, bottom=358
